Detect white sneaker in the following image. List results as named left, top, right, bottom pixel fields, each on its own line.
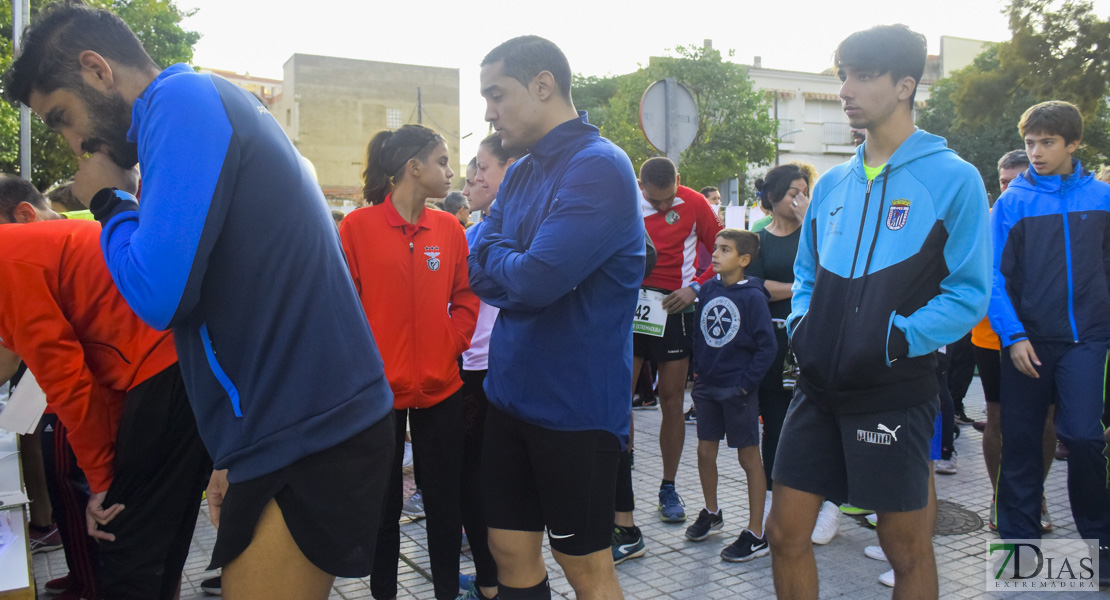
left=865, top=513, right=878, bottom=527
left=811, top=501, right=840, bottom=545
left=879, top=569, right=895, bottom=587
left=935, top=452, right=958, bottom=475
left=402, top=441, right=414, bottom=469
left=864, top=545, right=888, bottom=561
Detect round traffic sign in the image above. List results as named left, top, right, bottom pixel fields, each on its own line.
left=639, top=78, right=699, bottom=159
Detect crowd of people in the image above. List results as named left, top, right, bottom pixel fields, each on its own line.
left=0, top=3, right=1109, bottom=600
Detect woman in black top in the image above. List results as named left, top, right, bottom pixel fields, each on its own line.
left=745, top=164, right=810, bottom=499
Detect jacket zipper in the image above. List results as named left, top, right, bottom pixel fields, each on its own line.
left=1060, top=191, right=1079, bottom=342
left=855, top=167, right=891, bottom=313
left=829, top=178, right=877, bottom=374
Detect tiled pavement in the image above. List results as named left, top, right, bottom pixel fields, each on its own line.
left=32, top=380, right=1094, bottom=598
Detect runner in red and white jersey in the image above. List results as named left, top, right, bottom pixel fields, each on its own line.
left=614, top=158, right=723, bottom=565
left=640, top=183, right=722, bottom=293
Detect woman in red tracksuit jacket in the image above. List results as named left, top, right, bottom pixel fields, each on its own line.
left=340, top=124, right=479, bottom=600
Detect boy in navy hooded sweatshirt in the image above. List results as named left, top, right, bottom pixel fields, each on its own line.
left=686, top=228, right=777, bottom=563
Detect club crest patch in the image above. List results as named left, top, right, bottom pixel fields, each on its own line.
left=885, top=199, right=911, bottom=231
left=425, top=246, right=441, bottom=271
left=665, top=210, right=680, bottom=225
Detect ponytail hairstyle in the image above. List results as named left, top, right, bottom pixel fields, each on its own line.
left=362, top=124, right=444, bottom=205
left=755, top=163, right=809, bottom=212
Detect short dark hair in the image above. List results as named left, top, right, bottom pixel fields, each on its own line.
left=0, top=174, right=48, bottom=221
left=443, top=191, right=468, bottom=214
left=482, top=36, right=572, bottom=102
left=717, top=228, right=759, bottom=263
left=1019, top=101, right=1083, bottom=145
left=835, top=25, right=927, bottom=106
left=45, top=181, right=83, bottom=212
left=700, top=186, right=718, bottom=197
left=3, top=2, right=159, bottom=105
left=755, top=164, right=810, bottom=212
left=639, top=157, right=677, bottom=189
left=997, top=150, right=1030, bottom=171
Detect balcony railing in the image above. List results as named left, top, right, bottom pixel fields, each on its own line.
left=777, top=119, right=798, bottom=140
left=824, top=122, right=854, bottom=146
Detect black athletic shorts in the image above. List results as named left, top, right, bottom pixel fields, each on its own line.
left=209, top=412, right=394, bottom=576
left=482, top=405, right=620, bottom=556
left=773, top=390, right=937, bottom=512
left=973, top=345, right=1002, bottom=404
left=633, top=311, right=694, bottom=362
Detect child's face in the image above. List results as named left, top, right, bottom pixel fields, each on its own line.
left=712, top=238, right=751, bottom=276
left=1024, top=131, right=1080, bottom=177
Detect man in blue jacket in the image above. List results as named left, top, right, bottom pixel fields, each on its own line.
left=5, top=5, right=395, bottom=599
left=766, top=25, right=991, bottom=599
left=989, top=100, right=1110, bottom=577
left=470, top=35, right=642, bottom=600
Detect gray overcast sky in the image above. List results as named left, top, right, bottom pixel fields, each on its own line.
left=180, top=0, right=1110, bottom=164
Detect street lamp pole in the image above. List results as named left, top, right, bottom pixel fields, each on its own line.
left=14, top=0, right=31, bottom=181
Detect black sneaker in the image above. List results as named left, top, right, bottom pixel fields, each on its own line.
left=720, top=529, right=769, bottom=562
left=632, top=395, right=659, bottom=410
left=611, top=525, right=646, bottom=565
left=201, top=575, right=222, bottom=596
left=685, top=508, right=723, bottom=541
left=684, top=406, right=697, bottom=424
left=954, top=409, right=973, bottom=425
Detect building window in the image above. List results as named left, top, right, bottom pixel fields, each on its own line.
left=386, top=108, right=403, bottom=129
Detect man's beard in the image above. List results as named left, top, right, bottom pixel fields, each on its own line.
left=80, top=86, right=139, bottom=169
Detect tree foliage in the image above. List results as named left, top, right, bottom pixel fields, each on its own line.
left=918, top=0, right=1110, bottom=198
left=572, top=45, right=777, bottom=193
left=1, top=0, right=200, bottom=189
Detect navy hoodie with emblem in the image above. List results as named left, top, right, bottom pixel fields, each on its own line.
left=693, top=275, right=777, bottom=392
left=788, top=129, right=991, bottom=414
left=90, top=64, right=394, bottom=483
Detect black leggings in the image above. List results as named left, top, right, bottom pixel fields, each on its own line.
left=460, top=369, right=498, bottom=589
left=757, top=327, right=791, bottom=489
left=373, top=392, right=465, bottom=600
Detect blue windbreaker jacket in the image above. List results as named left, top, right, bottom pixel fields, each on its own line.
left=468, top=113, right=643, bottom=447
left=988, top=161, right=1110, bottom=346
left=789, top=129, right=991, bottom=413
left=90, top=64, right=394, bottom=482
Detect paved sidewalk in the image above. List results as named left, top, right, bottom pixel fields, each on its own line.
left=32, top=379, right=1091, bottom=598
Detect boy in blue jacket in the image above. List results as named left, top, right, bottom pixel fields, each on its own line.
left=989, top=100, right=1110, bottom=570
left=685, top=229, right=777, bottom=563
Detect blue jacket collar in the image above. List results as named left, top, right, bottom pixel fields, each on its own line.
left=1019, top=159, right=1089, bottom=192
left=128, top=63, right=194, bottom=144
left=848, top=129, right=952, bottom=181
left=528, top=111, right=599, bottom=166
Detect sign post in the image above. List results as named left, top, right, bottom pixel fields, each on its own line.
left=639, top=78, right=698, bottom=167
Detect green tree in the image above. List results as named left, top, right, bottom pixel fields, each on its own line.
left=918, top=0, right=1110, bottom=198
left=572, top=45, right=777, bottom=193
left=1, top=0, right=200, bottom=190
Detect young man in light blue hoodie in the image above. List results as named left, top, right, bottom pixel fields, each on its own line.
left=766, top=25, right=991, bottom=599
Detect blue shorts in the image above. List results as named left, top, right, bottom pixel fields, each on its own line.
left=692, top=383, right=760, bottom=448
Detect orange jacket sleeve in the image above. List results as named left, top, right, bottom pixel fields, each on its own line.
left=0, top=261, right=118, bottom=493
left=339, top=220, right=363, bottom=297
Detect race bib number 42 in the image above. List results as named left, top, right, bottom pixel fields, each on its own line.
left=633, top=289, right=667, bottom=337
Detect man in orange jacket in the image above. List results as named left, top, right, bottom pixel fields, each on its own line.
left=0, top=174, right=211, bottom=600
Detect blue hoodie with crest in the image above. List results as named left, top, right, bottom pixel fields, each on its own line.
left=788, top=129, right=991, bottom=414
left=988, top=160, right=1110, bottom=346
